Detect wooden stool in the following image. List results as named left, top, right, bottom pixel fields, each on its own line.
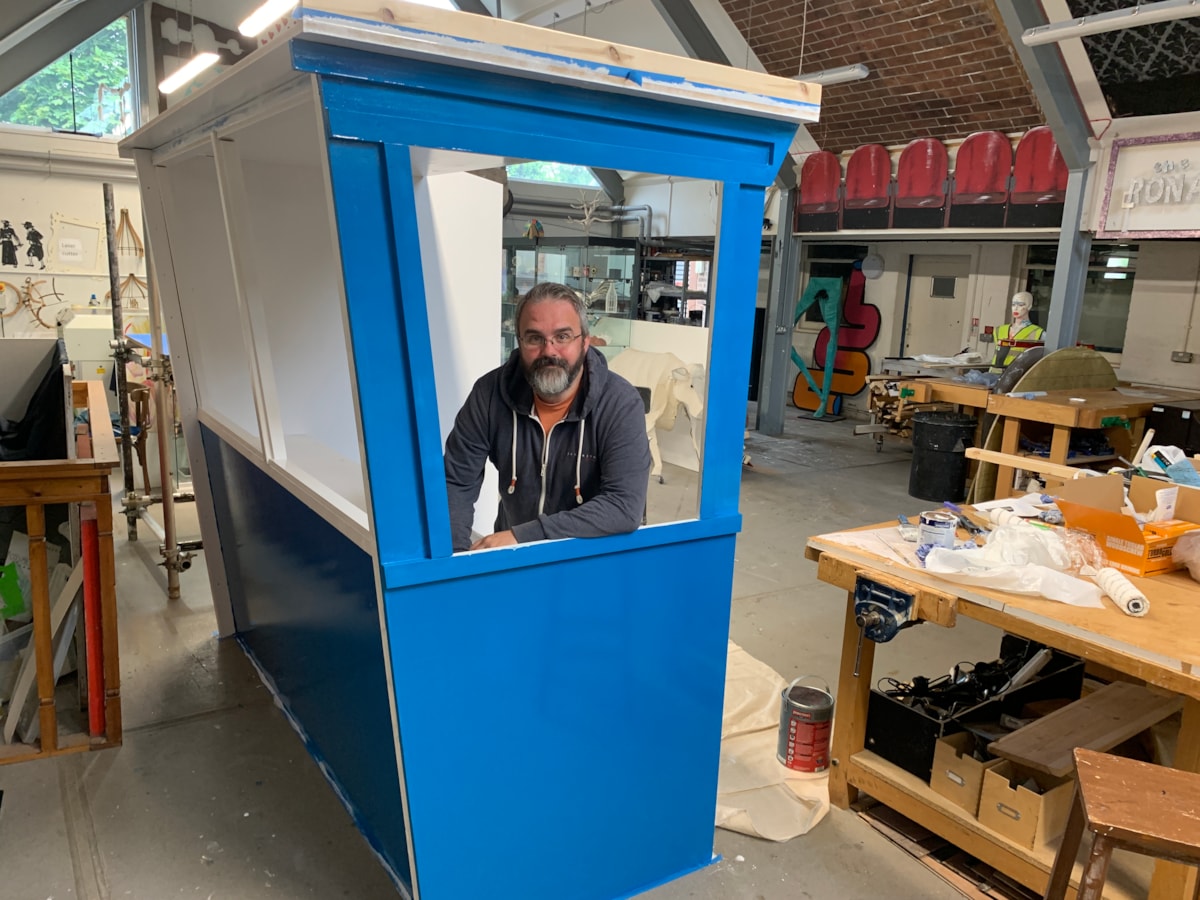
left=1044, top=747, right=1200, bottom=900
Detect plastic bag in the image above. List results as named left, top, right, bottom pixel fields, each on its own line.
left=1173, top=530, right=1200, bottom=583
left=923, top=524, right=1104, bottom=607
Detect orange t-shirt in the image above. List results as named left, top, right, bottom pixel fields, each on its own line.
left=533, top=383, right=580, bottom=435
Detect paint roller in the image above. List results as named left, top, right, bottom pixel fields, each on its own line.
left=1094, top=567, right=1149, bottom=617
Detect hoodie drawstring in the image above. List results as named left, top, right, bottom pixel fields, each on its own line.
left=574, top=417, right=586, bottom=505
left=507, top=408, right=517, bottom=494
left=508, top=409, right=586, bottom=505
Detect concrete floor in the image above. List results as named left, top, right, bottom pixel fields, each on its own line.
left=1, top=410, right=1005, bottom=900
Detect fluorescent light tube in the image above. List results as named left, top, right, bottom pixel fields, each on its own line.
left=158, top=52, right=220, bottom=94
left=1022, top=0, right=1200, bottom=46
left=794, top=64, right=870, bottom=86
left=239, top=0, right=301, bottom=37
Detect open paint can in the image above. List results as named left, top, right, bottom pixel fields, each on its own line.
left=918, top=510, right=958, bottom=548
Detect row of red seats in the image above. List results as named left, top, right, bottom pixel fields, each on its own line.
left=795, top=126, right=1069, bottom=231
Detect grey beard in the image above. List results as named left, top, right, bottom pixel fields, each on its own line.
left=527, top=355, right=584, bottom=400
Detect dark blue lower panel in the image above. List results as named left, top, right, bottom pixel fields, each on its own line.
left=388, top=536, right=735, bottom=900
left=201, top=426, right=410, bottom=892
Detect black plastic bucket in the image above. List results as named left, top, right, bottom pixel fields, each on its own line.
left=908, top=411, right=976, bottom=502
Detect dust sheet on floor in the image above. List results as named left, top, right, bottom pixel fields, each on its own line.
left=716, top=642, right=829, bottom=841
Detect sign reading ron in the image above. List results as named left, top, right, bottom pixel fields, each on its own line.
left=1098, top=133, right=1200, bottom=239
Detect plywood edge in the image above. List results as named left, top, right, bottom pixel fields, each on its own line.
left=84, top=380, right=120, bottom=465
left=299, top=1, right=821, bottom=121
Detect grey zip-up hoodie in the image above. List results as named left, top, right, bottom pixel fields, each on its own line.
left=444, top=346, right=651, bottom=553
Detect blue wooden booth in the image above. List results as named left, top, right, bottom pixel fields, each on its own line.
left=122, top=5, right=819, bottom=898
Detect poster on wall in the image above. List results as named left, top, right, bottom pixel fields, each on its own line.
left=1097, top=132, right=1200, bottom=239
left=49, top=215, right=103, bottom=273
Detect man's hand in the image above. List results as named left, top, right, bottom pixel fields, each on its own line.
left=470, top=530, right=517, bottom=551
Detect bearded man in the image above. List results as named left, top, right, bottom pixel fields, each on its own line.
left=443, top=281, right=650, bottom=552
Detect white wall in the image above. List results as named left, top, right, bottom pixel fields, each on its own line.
left=416, top=169, right=504, bottom=541
left=620, top=176, right=720, bottom=237
left=0, top=129, right=147, bottom=339
left=1118, top=241, right=1200, bottom=389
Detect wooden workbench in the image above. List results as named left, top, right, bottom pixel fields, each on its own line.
left=805, top=524, right=1200, bottom=900
left=0, top=380, right=122, bottom=764
left=898, top=377, right=992, bottom=411
left=988, top=387, right=1200, bottom=499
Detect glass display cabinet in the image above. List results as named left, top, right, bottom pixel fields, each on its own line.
left=503, top=237, right=639, bottom=360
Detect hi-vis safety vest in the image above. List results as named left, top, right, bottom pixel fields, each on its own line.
left=992, top=321, right=1044, bottom=369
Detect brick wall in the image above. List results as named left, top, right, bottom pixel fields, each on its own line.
left=719, top=0, right=1044, bottom=153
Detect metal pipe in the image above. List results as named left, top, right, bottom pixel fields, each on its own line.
left=137, top=505, right=166, bottom=542
left=509, top=205, right=648, bottom=238
left=103, top=183, right=137, bottom=541
left=144, top=232, right=180, bottom=599
left=508, top=197, right=653, bottom=237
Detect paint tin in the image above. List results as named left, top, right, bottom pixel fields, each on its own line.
left=777, top=675, right=833, bottom=773
left=918, top=510, right=958, bottom=548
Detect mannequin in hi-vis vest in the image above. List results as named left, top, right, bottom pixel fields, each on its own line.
left=991, top=291, right=1044, bottom=370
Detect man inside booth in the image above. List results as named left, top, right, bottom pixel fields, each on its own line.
left=991, top=290, right=1045, bottom=371
left=443, top=281, right=651, bottom=552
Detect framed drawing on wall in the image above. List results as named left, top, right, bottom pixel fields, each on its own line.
left=49, top=215, right=103, bottom=273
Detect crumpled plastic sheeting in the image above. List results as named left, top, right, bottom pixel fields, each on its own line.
left=1173, top=531, right=1200, bottom=583
left=924, top=524, right=1103, bottom=608
left=715, top=642, right=830, bottom=841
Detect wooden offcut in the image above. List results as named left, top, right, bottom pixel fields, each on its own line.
left=987, top=681, right=1183, bottom=778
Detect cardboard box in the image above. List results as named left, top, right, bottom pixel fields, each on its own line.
left=978, top=761, right=1074, bottom=849
left=1054, top=473, right=1200, bottom=576
left=930, top=732, right=1003, bottom=817
left=864, top=650, right=1084, bottom=782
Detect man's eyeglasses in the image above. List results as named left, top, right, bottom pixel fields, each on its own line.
left=519, top=331, right=582, bottom=350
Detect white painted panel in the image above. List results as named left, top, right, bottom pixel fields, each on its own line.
left=239, top=158, right=361, bottom=466
left=160, top=154, right=261, bottom=441
left=414, top=167, right=504, bottom=542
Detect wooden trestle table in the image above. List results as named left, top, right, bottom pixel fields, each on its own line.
left=805, top=523, right=1200, bottom=899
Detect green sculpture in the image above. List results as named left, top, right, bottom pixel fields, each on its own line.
left=789, top=277, right=843, bottom=418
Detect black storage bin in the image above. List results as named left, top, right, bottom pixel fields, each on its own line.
left=864, top=651, right=1084, bottom=782
left=1148, top=400, right=1200, bottom=459
left=908, top=411, right=976, bottom=502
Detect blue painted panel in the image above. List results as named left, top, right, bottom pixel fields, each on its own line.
left=701, top=183, right=766, bottom=519
left=380, top=515, right=741, bottom=590
left=296, top=42, right=796, bottom=186
left=200, top=425, right=411, bottom=891
left=380, top=144, right=452, bottom=559
left=388, top=535, right=736, bottom=900
left=326, top=138, right=435, bottom=564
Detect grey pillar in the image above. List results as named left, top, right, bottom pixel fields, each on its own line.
left=756, top=189, right=800, bottom=435
left=1042, top=168, right=1092, bottom=350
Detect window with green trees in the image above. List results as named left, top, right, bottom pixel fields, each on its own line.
left=507, top=162, right=599, bottom=187
left=0, top=17, right=133, bottom=137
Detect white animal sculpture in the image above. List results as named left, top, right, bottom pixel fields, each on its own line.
left=607, top=348, right=704, bottom=482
